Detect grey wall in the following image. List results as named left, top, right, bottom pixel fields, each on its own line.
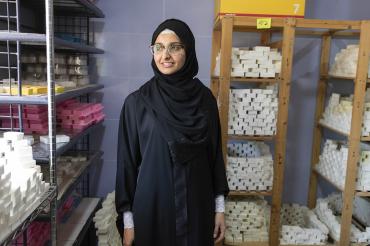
left=90, top=0, right=370, bottom=205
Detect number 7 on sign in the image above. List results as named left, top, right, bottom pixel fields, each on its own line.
left=293, top=3, right=300, bottom=14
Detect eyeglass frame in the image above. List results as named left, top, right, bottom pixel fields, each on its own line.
left=149, top=42, right=185, bottom=56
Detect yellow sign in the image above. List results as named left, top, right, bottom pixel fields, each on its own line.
left=257, top=18, right=272, bottom=29
left=214, top=0, right=305, bottom=19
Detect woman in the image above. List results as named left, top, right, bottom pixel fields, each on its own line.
left=115, top=19, right=229, bottom=246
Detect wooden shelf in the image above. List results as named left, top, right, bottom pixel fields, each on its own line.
left=228, top=135, right=275, bottom=141
left=57, top=198, right=101, bottom=245
left=228, top=191, right=272, bottom=197
left=354, top=191, right=370, bottom=197
left=360, top=136, right=370, bottom=141
left=314, top=169, right=370, bottom=197
left=328, top=75, right=370, bottom=83
left=224, top=240, right=368, bottom=246
left=314, top=168, right=344, bottom=192
left=224, top=241, right=268, bottom=246
left=212, top=76, right=279, bottom=84
left=319, top=121, right=370, bottom=142
left=318, top=121, right=349, bottom=137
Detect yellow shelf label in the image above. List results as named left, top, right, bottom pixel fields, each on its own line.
left=257, top=18, right=271, bottom=29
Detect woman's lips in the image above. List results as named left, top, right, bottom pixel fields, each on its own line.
left=162, top=62, right=174, bottom=68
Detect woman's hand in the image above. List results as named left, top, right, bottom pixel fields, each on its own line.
left=123, top=228, right=135, bottom=246
left=214, top=212, right=226, bottom=243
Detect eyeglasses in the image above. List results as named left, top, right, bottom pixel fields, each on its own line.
left=149, top=42, right=185, bottom=55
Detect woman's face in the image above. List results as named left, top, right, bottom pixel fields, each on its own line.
left=153, top=33, right=186, bottom=75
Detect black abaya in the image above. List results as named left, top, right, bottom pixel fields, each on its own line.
left=115, top=84, right=229, bottom=246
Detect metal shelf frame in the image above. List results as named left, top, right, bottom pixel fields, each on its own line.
left=56, top=198, right=101, bottom=246
left=57, top=151, right=103, bottom=208
left=0, top=0, right=104, bottom=244
left=0, top=32, right=104, bottom=53
left=0, top=84, right=104, bottom=104
left=0, top=186, right=57, bottom=246
left=20, top=0, right=104, bottom=18
left=33, top=120, right=104, bottom=163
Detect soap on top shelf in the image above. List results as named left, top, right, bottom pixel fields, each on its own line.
left=0, top=132, right=50, bottom=236
left=213, top=46, right=282, bottom=78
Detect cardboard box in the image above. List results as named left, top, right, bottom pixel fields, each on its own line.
left=215, top=0, right=305, bottom=19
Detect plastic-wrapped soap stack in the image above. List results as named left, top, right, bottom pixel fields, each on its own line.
left=280, top=204, right=328, bottom=245
left=225, top=197, right=269, bottom=244
left=315, top=193, right=370, bottom=243
left=0, top=132, right=49, bottom=242
left=213, top=46, right=282, bottom=78
left=226, top=142, right=273, bottom=191
left=315, top=139, right=370, bottom=191
left=21, top=52, right=90, bottom=89
left=320, top=91, right=370, bottom=137
left=329, top=44, right=370, bottom=78
left=228, top=85, right=278, bottom=135
left=93, top=191, right=122, bottom=246
left=56, top=154, right=88, bottom=196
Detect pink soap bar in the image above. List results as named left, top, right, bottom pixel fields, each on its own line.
left=26, top=119, right=47, bottom=125
left=61, top=114, right=93, bottom=124
left=23, top=111, right=48, bottom=121
left=24, top=107, right=47, bottom=114
left=1, top=120, right=20, bottom=128
left=94, top=113, right=105, bottom=123
left=29, top=122, right=48, bottom=131
left=57, top=98, right=77, bottom=108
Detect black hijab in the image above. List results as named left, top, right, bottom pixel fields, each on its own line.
left=139, top=19, right=208, bottom=142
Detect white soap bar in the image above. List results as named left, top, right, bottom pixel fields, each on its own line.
left=4, top=132, right=24, bottom=142
left=40, top=134, right=70, bottom=144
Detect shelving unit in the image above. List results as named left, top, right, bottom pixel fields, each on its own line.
left=0, top=0, right=104, bottom=245
left=302, top=20, right=370, bottom=246
left=210, top=16, right=295, bottom=246
left=228, top=191, right=273, bottom=197
left=212, top=16, right=370, bottom=246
